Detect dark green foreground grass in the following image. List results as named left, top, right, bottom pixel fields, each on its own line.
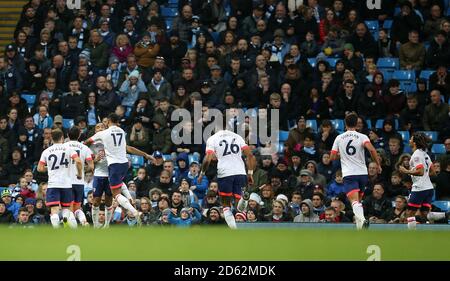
left=1, top=226, right=449, bottom=261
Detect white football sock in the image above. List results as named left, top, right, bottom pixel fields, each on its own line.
left=62, top=209, right=78, bottom=229
left=92, top=206, right=100, bottom=228
left=74, top=209, right=88, bottom=225
left=116, top=194, right=138, bottom=216
left=104, top=206, right=113, bottom=228
left=121, top=183, right=132, bottom=200
left=223, top=207, right=237, bottom=229
left=50, top=213, right=60, bottom=228
left=352, top=201, right=365, bottom=222
left=407, top=217, right=417, bottom=230
left=427, top=212, right=446, bottom=222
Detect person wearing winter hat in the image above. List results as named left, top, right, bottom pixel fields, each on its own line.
left=237, top=192, right=264, bottom=213
left=235, top=212, right=247, bottom=222
left=119, top=69, right=147, bottom=107
left=204, top=206, right=225, bottom=224
left=1, top=189, right=20, bottom=220
left=276, top=194, right=289, bottom=209
left=168, top=206, right=201, bottom=227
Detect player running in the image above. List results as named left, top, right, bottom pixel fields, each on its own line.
left=84, top=114, right=154, bottom=221
left=198, top=123, right=256, bottom=229
left=330, top=113, right=381, bottom=230
left=37, top=129, right=82, bottom=228
left=399, top=133, right=448, bottom=229
left=66, top=126, right=94, bottom=226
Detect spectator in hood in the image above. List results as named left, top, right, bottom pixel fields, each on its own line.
left=293, top=199, right=320, bottom=222
left=119, top=69, right=147, bottom=108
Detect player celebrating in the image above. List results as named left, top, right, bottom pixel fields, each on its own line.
left=198, top=121, right=256, bottom=229
left=66, top=126, right=94, bottom=226
left=84, top=114, right=154, bottom=221
left=37, top=129, right=83, bottom=228
left=398, top=133, right=447, bottom=229
left=330, top=114, right=381, bottom=229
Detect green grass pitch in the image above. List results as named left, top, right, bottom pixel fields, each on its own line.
left=1, top=226, right=449, bottom=261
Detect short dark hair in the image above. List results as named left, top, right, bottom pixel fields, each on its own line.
left=51, top=129, right=64, bottom=142
left=344, top=113, right=358, bottom=128
left=68, top=126, right=80, bottom=141
left=107, top=113, right=120, bottom=124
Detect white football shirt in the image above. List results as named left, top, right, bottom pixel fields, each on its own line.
left=90, top=142, right=109, bottom=177
left=205, top=130, right=248, bottom=178
left=88, top=125, right=128, bottom=165
left=331, top=130, right=370, bottom=177
left=410, top=149, right=434, bottom=192
left=39, top=143, right=78, bottom=189
left=66, top=140, right=93, bottom=185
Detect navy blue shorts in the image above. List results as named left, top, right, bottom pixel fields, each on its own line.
left=408, top=189, right=434, bottom=211
left=93, top=176, right=111, bottom=197
left=217, top=175, right=247, bottom=199
left=108, top=162, right=128, bottom=190
left=72, top=184, right=84, bottom=205
left=46, top=188, right=73, bottom=207
left=343, top=175, right=368, bottom=197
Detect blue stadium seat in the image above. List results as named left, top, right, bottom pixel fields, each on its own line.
left=375, top=119, right=399, bottom=130
left=168, top=0, right=178, bottom=6
left=377, top=58, right=399, bottom=70
left=161, top=7, right=178, bottom=18
left=365, top=20, right=379, bottom=33
left=403, top=145, right=412, bottom=154
left=419, top=131, right=438, bottom=142
left=288, top=119, right=296, bottom=129
left=383, top=20, right=393, bottom=29
left=432, top=201, right=450, bottom=212
left=398, top=131, right=410, bottom=144
left=394, top=7, right=401, bottom=16
left=279, top=130, right=289, bottom=142
left=325, top=58, right=339, bottom=68
left=277, top=142, right=285, bottom=154
left=188, top=153, right=198, bottom=164
left=21, top=93, right=36, bottom=108
left=162, top=154, right=171, bottom=161
left=210, top=31, right=220, bottom=43
left=399, top=81, right=417, bottom=93
left=125, top=106, right=132, bottom=117
left=62, top=119, right=74, bottom=129
left=306, top=120, right=318, bottom=132
left=431, top=144, right=446, bottom=154
left=393, top=70, right=416, bottom=82
left=166, top=19, right=173, bottom=30
left=379, top=69, right=393, bottom=81
left=308, top=58, right=316, bottom=68
left=130, top=155, right=144, bottom=168
left=419, top=70, right=435, bottom=81
left=330, top=119, right=344, bottom=132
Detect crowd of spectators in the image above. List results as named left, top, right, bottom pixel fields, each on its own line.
left=1, top=0, right=450, bottom=227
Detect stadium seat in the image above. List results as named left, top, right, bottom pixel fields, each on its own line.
left=21, top=93, right=36, bottom=109
left=419, top=70, right=435, bottom=81
left=365, top=20, right=379, bottom=33
left=431, top=144, right=446, bottom=154
left=398, top=131, right=410, bottom=144
left=166, top=19, right=173, bottom=30
left=161, top=7, right=178, bottom=18
left=130, top=155, right=144, bottom=168
left=403, top=145, right=412, bottom=154
left=125, top=106, right=132, bottom=117
left=279, top=130, right=289, bottom=142
left=308, top=58, right=316, bottom=68
left=432, top=201, right=450, bottom=212
left=394, top=7, right=401, bottom=16
left=393, top=70, right=416, bottom=82
left=188, top=153, right=198, bottom=164
left=377, top=58, right=399, bottom=70
left=306, top=120, right=317, bottom=132
left=383, top=20, right=393, bottom=29
left=288, top=119, right=296, bottom=129
left=325, top=58, right=339, bottom=68
left=62, top=119, right=74, bottom=129
left=379, top=69, right=393, bottom=81
left=277, top=142, right=285, bottom=154
left=375, top=119, right=399, bottom=130
left=330, top=119, right=344, bottom=132
left=162, top=154, right=171, bottom=161
left=419, top=131, right=438, bottom=143
left=210, top=31, right=220, bottom=44
left=399, top=81, right=417, bottom=93
left=168, top=0, right=178, bottom=6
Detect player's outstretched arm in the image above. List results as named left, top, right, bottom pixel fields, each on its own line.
left=242, top=147, right=256, bottom=185
left=74, top=156, right=83, bottom=179
left=364, top=141, right=382, bottom=173
left=399, top=165, right=424, bottom=176
left=126, top=145, right=155, bottom=162
left=198, top=152, right=214, bottom=184
left=37, top=161, right=47, bottom=173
